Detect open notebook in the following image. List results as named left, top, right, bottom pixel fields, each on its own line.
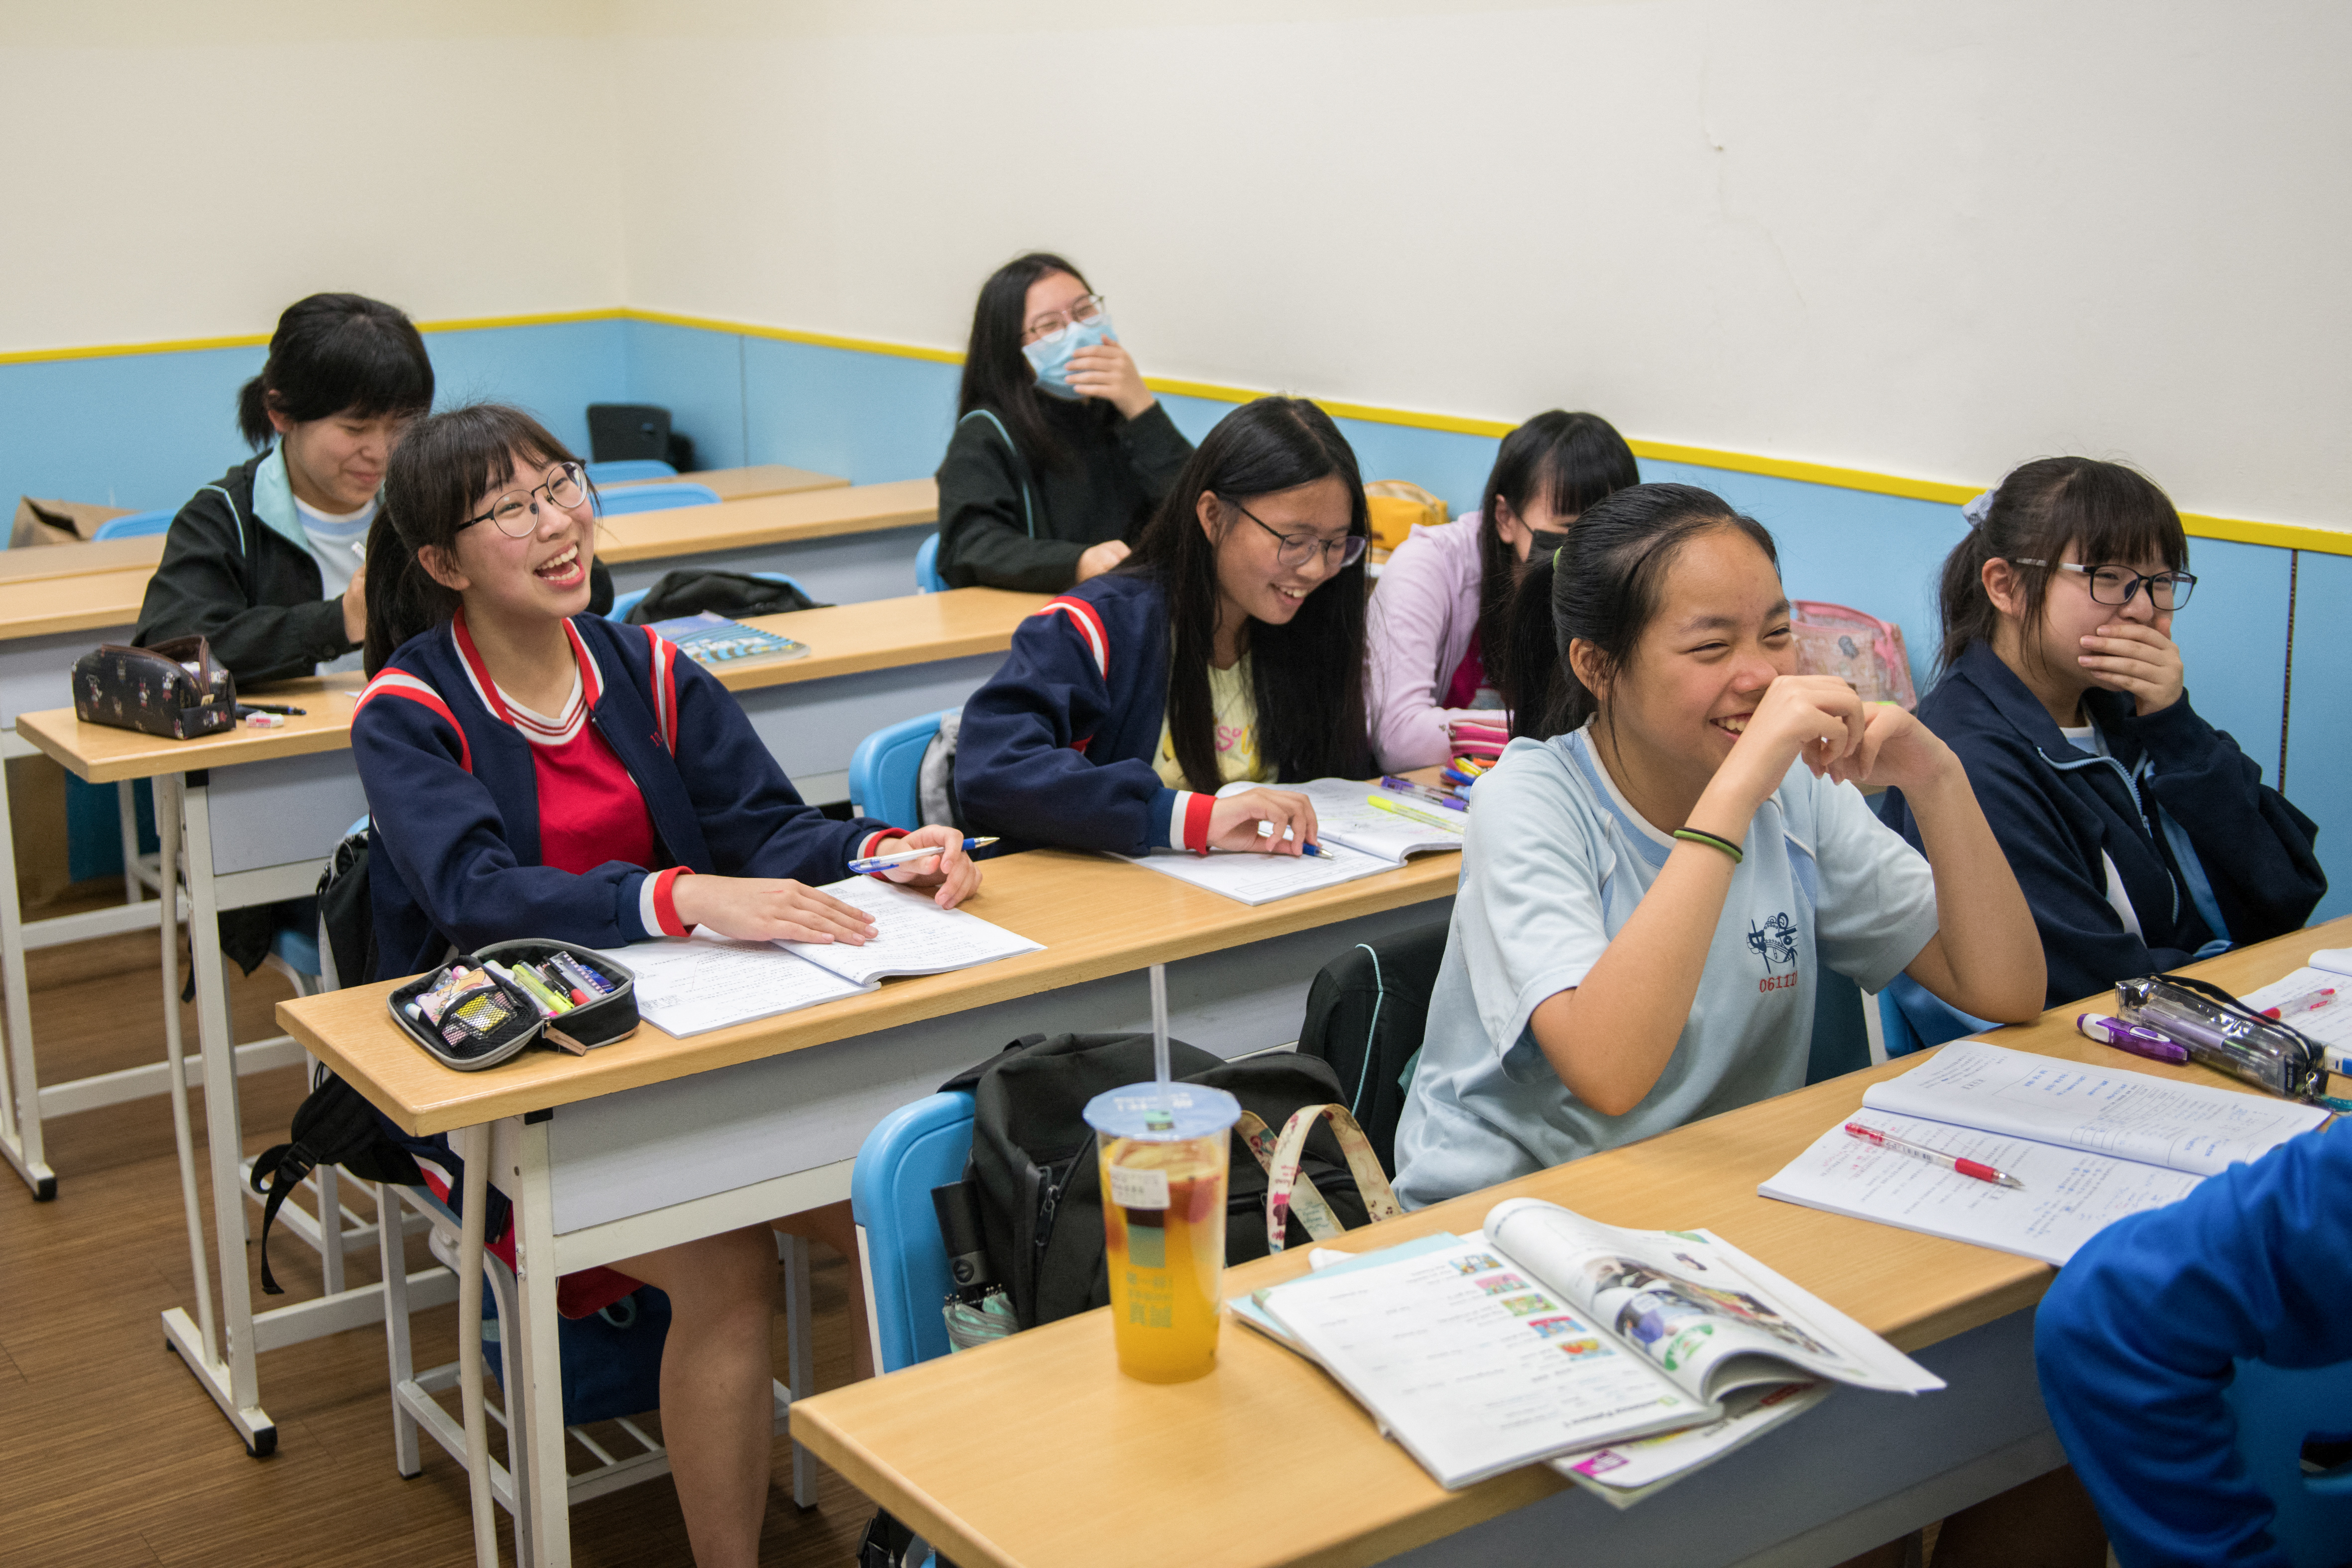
left=1243, top=1197, right=1936, bottom=1491
left=1114, top=776, right=1465, bottom=906
left=597, top=877, right=1041, bottom=1037
left=1761, top=1039, right=2330, bottom=1265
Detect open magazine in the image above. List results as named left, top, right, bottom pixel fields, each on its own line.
left=1246, top=1197, right=1939, bottom=1490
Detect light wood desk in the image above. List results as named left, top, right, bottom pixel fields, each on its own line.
left=600, top=464, right=844, bottom=502
left=7, top=587, right=1043, bottom=1449
left=276, top=847, right=1461, bottom=1561
left=790, top=923, right=2350, bottom=1568
left=0, top=535, right=168, bottom=585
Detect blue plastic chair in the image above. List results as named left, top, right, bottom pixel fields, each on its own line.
left=849, top=1091, right=977, bottom=1375
left=593, top=481, right=720, bottom=517
left=848, top=711, right=949, bottom=826
left=2223, top=1357, right=2352, bottom=1565
left=915, top=532, right=949, bottom=594
left=606, top=571, right=813, bottom=625
left=584, top=459, right=677, bottom=486
left=1880, top=971, right=1995, bottom=1057
left=93, top=508, right=175, bottom=540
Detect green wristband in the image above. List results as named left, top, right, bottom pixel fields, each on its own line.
left=1672, top=827, right=1744, bottom=864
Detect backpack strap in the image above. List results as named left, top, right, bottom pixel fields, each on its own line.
left=960, top=409, right=1039, bottom=538
left=1235, top=1111, right=1349, bottom=1243
left=1260, top=1104, right=1404, bottom=1255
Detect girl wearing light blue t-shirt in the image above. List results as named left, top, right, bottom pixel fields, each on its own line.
left=1393, top=483, right=2044, bottom=1210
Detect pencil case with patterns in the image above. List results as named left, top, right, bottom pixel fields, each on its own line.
left=72, top=636, right=237, bottom=739
left=388, top=941, right=639, bottom=1072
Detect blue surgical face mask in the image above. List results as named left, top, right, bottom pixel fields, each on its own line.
left=1021, top=313, right=1115, bottom=401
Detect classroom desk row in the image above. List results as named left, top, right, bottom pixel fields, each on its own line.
left=790, top=921, right=2351, bottom=1568
left=0, top=471, right=938, bottom=1202
left=5, top=586, right=1046, bottom=1451
left=280, top=846, right=1464, bottom=1561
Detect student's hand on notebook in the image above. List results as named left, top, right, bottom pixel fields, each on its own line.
left=2079, top=621, right=2184, bottom=716
left=670, top=874, right=878, bottom=946
left=1062, top=341, right=1155, bottom=419
left=1206, top=788, right=1320, bottom=855
left=872, top=826, right=982, bottom=909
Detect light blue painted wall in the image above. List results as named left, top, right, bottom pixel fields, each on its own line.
left=742, top=337, right=960, bottom=484
left=2287, top=549, right=2352, bottom=922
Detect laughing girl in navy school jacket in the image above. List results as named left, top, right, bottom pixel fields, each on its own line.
left=354, top=403, right=976, bottom=1567
left=1878, top=458, right=2322, bottom=1013
left=953, top=395, right=1376, bottom=856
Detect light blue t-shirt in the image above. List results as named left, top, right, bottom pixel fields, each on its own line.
left=1392, top=727, right=1941, bottom=1209
left=295, top=494, right=374, bottom=675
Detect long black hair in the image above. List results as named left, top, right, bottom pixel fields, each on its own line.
left=1477, top=411, right=1640, bottom=710
left=1502, top=483, right=1778, bottom=742
left=365, top=404, right=586, bottom=673
left=1935, top=457, right=2186, bottom=678
left=237, top=293, right=433, bottom=449
left=955, top=251, right=1115, bottom=474
left=1121, top=397, right=1374, bottom=790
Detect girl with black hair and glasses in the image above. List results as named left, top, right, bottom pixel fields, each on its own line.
left=934, top=252, right=1195, bottom=592
left=1878, top=457, right=2323, bottom=1023
left=954, top=396, right=1375, bottom=856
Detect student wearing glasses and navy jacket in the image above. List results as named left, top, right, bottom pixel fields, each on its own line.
left=954, top=396, right=1375, bottom=856
left=1877, top=458, right=2323, bottom=1023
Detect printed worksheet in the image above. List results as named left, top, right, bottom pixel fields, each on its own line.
left=1114, top=840, right=1395, bottom=905
left=1860, top=1040, right=2327, bottom=1176
left=1761, top=1108, right=2202, bottom=1266
left=2238, top=962, right=2352, bottom=1072
left=597, top=934, right=868, bottom=1037
left=778, top=877, right=1042, bottom=985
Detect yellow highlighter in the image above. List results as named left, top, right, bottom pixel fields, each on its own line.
left=1366, top=793, right=1463, bottom=832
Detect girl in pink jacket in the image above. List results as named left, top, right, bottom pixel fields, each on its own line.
left=1365, top=411, right=1638, bottom=769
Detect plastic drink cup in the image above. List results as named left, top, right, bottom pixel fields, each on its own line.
left=1083, top=1083, right=1241, bottom=1383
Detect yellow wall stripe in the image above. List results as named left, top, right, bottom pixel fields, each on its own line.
left=6, top=307, right=2346, bottom=556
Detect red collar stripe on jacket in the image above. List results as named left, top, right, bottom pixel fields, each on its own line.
left=1036, top=595, right=1109, bottom=679
left=352, top=670, right=472, bottom=771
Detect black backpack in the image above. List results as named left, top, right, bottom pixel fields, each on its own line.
left=940, top=1034, right=1385, bottom=1330
left=623, top=569, right=829, bottom=624
left=1295, top=922, right=1450, bottom=1178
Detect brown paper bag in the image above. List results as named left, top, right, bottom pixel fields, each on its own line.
left=12, top=497, right=136, bottom=549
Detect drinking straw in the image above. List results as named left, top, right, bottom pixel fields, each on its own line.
left=1148, top=962, right=1174, bottom=1132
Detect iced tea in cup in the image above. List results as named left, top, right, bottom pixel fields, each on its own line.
left=1082, top=1084, right=1240, bottom=1383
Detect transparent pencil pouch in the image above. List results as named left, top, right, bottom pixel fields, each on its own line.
left=2115, top=973, right=2330, bottom=1103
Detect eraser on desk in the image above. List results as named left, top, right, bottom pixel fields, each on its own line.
left=243, top=712, right=286, bottom=728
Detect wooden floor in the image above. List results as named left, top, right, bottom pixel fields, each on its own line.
left=0, top=893, right=882, bottom=1567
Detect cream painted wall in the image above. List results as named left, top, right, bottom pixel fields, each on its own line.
left=608, top=0, right=2352, bottom=528
left=0, top=1, right=620, bottom=351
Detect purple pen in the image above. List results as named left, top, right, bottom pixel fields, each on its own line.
left=2076, top=1012, right=2189, bottom=1065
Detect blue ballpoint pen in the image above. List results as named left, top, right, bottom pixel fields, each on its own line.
left=847, top=837, right=998, bottom=873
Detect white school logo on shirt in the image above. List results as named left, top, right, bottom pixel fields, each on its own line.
left=1748, top=912, right=1800, bottom=992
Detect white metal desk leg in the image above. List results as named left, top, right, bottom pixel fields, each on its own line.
left=455, top=1123, right=500, bottom=1568
left=158, top=769, right=276, bottom=1455
left=0, top=728, right=56, bottom=1201
left=153, top=774, right=218, bottom=1364
left=509, top=1114, right=573, bottom=1567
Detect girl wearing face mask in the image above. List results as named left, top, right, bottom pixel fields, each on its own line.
left=954, top=396, right=1375, bottom=856
left=1368, top=410, right=1639, bottom=770
left=1395, top=483, right=2039, bottom=1210
left=933, top=252, right=1196, bottom=592
left=355, top=403, right=977, bottom=1568
left=1878, top=458, right=2323, bottom=1019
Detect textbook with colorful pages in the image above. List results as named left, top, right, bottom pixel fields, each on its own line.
left=1240, top=1196, right=1939, bottom=1491
left=645, top=610, right=808, bottom=668
left=1759, top=1039, right=2331, bottom=1265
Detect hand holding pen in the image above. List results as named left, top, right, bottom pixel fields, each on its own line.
left=851, top=826, right=984, bottom=908
left=1203, top=787, right=1321, bottom=856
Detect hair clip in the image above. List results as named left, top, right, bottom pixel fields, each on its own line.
left=1960, top=489, right=1997, bottom=530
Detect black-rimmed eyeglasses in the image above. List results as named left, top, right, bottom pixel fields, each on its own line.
left=2012, top=559, right=2197, bottom=611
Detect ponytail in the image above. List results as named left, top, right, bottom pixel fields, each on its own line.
left=236, top=376, right=275, bottom=449
left=1499, top=549, right=1570, bottom=741
left=361, top=510, right=459, bottom=676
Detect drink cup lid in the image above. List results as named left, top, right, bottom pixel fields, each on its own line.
left=1082, top=1083, right=1241, bottom=1142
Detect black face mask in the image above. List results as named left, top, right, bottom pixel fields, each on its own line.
left=1526, top=527, right=1571, bottom=559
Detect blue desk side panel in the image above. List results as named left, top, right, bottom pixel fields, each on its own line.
left=2289, top=549, right=2352, bottom=921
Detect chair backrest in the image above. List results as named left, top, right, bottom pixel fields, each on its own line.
left=93, top=508, right=175, bottom=540
left=585, top=459, right=677, bottom=485
left=605, top=571, right=811, bottom=625
left=850, top=1091, right=977, bottom=1374
left=915, top=532, right=948, bottom=594
left=848, top=711, right=949, bottom=825
left=1879, top=971, right=1990, bottom=1057
left=1295, top=921, right=1451, bottom=1175
left=594, top=481, right=721, bottom=517
left=1806, top=964, right=1871, bottom=1083
left=586, top=403, right=671, bottom=463
left=2224, top=1356, right=2352, bottom=1566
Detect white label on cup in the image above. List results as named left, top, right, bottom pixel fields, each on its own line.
left=1108, top=1165, right=1170, bottom=1210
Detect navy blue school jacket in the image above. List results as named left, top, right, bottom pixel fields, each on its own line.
left=2035, top=1121, right=2352, bottom=1567
left=954, top=572, right=1225, bottom=856
left=1878, top=641, right=2322, bottom=1008
left=352, top=614, right=895, bottom=981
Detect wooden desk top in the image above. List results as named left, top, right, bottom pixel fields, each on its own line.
left=0, top=480, right=939, bottom=643
left=789, top=920, right=2352, bottom=1568
left=595, top=478, right=937, bottom=564
left=277, top=847, right=1461, bottom=1137
left=600, top=464, right=846, bottom=502
left=13, top=588, right=1043, bottom=785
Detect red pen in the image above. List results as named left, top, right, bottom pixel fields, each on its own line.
left=2262, top=988, right=2336, bottom=1020
left=1843, top=1122, right=2026, bottom=1191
